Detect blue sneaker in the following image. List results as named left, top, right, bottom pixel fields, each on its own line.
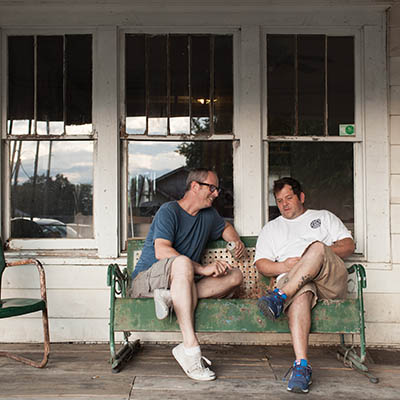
left=286, top=359, right=313, bottom=393
left=257, top=289, right=286, bottom=320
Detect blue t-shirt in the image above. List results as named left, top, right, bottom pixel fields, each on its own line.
left=132, top=201, right=226, bottom=279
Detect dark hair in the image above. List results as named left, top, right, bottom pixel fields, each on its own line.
left=273, top=177, right=303, bottom=198
left=185, top=168, right=215, bottom=192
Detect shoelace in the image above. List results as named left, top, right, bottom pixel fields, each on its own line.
left=188, top=356, right=213, bottom=374
left=283, top=364, right=309, bottom=381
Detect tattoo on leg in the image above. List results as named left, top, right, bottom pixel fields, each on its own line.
left=297, top=274, right=311, bottom=291
left=282, top=277, right=289, bottom=286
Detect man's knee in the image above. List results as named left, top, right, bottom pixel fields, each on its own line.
left=171, top=255, right=195, bottom=280
left=229, top=268, right=243, bottom=288
left=304, top=241, right=325, bottom=258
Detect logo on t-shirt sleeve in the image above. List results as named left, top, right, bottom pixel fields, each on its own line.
left=310, top=219, right=321, bottom=229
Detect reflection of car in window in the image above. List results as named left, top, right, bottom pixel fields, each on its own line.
left=11, top=218, right=79, bottom=238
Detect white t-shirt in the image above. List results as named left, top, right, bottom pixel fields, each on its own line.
left=255, top=209, right=352, bottom=263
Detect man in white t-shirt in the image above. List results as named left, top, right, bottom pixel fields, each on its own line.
left=255, top=177, right=355, bottom=394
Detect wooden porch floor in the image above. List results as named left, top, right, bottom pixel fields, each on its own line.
left=0, top=343, right=400, bottom=399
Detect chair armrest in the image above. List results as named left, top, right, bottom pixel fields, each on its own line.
left=5, top=259, right=47, bottom=303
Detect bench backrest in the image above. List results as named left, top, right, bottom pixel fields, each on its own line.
left=126, top=236, right=269, bottom=299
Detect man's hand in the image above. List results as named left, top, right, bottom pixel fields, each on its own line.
left=233, top=240, right=245, bottom=259
left=202, top=260, right=232, bottom=277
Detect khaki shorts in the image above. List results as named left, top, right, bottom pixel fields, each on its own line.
left=128, top=256, right=177, bottom=298
left=275, top=242, right=348, bottom=311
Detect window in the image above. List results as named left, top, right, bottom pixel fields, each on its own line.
left=123, top=33, right=234, bottom=241
left=5, top=34, right=94, bottom=239
left=266, top=34, right=356, bottom=234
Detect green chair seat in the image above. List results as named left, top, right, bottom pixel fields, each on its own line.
left=0, top=298, right=46, bottom=318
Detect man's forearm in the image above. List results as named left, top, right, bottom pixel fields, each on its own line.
left=330, top=237, right=355, bottom=259
left=255, top=258, right=289, bottom=277
left=221, top=222, right=241, bottom=242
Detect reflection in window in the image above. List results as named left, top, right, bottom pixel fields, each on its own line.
left=125, top=34, right=233, bottom=136
left=7, top=34, right=92, bottom=136
left=268, top=142, right=354, bottom=231
left=9, top=140, right=93, bottom=238
left=267, top=34, right=354, bottom=136
left=127, top=140, right=233, bottom=238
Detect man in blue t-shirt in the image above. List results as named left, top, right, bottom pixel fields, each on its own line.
left=129, top=168, right=244, bottom=382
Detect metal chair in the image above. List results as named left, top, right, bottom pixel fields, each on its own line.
left=0, top=238, right=50, bottom=367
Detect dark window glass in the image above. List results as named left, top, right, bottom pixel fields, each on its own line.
left=214, top=35, right=233, bottom=134
left=327, top=37, right=355, bottom=136
left=148, top=35, right=168, bottom=135
left=10, top=140, right=93, bottom=238
left=267, top=34, right=354, bottom=137
left=37, top=36, right=64, bottom=131
left=7, top=34, right=93, bottom=136
left=268, top=142, right=354, bottom=230
left=191, top=36, right=211, bottom=134
left=267, top=35, right=295, bottom=135
left=127, top=140, right=233, bottom=238
left=298, top=35, right=325, bottom=136
left=170, top=35, right=189, bottom=134
left=8, top=36, right=34, bottom=134
left=124, top=34, right=232, bottom=137
left=126, top=34, right=146, bottom=134
left=65, top=34, right=92, bottom=127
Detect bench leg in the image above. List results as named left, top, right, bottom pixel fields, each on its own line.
left=337, top=334, right=379, bottom=384
left=111, top=338, right=141, bottom=373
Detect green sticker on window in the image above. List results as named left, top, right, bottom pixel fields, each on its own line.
left=339, top=124, right=355, bottom=136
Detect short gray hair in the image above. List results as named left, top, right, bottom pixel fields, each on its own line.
left=185, top=168, right=214, bottom=192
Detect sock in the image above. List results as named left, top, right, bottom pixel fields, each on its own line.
left=273, top=288, right=287, bottom=300
left=183, top=345, right=201, bottom=356
left=295, top=359, right=308, bottom=367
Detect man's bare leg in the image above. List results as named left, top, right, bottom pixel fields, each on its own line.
left=280, top=241, right=324, bottom=299
left=287, top=291, right=313, bottom=361
left=196, top=268, right=243, bottom=299
left=169, top=256, right=198, bottom=348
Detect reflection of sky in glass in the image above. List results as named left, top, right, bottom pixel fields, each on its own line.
left=8, top=119, right=93, bottom=136
left=12, top=141, right=93, bottom=185
left=148, top=117, right=167, bottom=136
left=128, top=141, right=187, bottom=179
left=126, top=116, right=191, bottom=135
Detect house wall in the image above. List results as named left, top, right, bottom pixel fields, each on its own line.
left=1, top=1, right=400, bottom=348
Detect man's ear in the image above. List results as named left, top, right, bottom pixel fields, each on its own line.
left=300, top=192, right=305, bottom=204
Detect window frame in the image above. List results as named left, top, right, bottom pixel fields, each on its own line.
left=119, top=27, right=240, bottom=250
left=1, top=27, right=97, bottom=250
left=262, top=25, right=390, bottom=262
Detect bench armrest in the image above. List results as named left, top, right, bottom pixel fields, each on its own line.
left=107, top=263, right=129, bottom=298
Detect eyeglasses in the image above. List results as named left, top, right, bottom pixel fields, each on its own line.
left=196, top=181, right=222, bottom=194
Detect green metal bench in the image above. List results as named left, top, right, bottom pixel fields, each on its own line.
left=107, top=236, right=377, bottom=382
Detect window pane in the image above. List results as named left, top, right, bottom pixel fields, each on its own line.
left=65, top=34, right=93, bottom=134
left=148, top=35, right=168, bottom=136
left=328, top=37, right=355, bottom=136
left=170, top=35, right=190, bottom=134
left=268, top=142, right=354, bottom=231
left=298, top=35, right=325, bottom=136
left=10, top=140, right=93, bottom=238
left=214, top=35, right=233, bottom=134
left=191, top=36, right=210, bottom=134
left=127, top=140, right=233, bottom=238
left=267, top=35, right=295, bottom=136
left=8, top=36, right=34, bottom=135
left=126, top=34, right=146, bottom=134
left=37, top=36, right=64, bottom=135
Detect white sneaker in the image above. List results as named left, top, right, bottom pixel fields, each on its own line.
left=172, top=343, right=216, bottom=381
left=154, top=289, right=172, bottom=320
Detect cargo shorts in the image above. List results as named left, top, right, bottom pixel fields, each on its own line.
left=128, top=256, right=177, bottom=298
left=275, top=242, right=348, bottom=311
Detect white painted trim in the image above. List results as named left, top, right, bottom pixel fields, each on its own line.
left=93, top=27, right=120, bottom=257
left=235, top=26, right=264, bottom=235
